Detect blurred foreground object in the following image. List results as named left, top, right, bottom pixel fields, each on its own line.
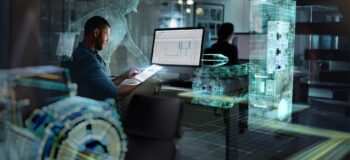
left=0, top=66, right=126, bottom=160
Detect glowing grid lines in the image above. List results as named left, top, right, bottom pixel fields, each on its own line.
left=248, top=0, right=296, bottom=124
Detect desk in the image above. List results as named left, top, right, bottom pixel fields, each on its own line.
left=156, top=84, right=350, bottom=160
left=159, top=89, right=260, bottom=159
left=178, top=91, right=247, bottom=159
left=123, top=77, right=350, bottom=159
left=300, top=78, right=350, bottom=101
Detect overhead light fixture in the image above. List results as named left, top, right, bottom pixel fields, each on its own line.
left=187, top=0, right=194, bottom=5
left=196, top=8, right=204, bottom=16
left=178, top=0, right=183, bottom=5
left=186, top=8, right=192, bottom=14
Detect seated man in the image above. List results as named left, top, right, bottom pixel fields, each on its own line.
left=205, top=23, right=238, bottom=66
left=62, top=16, right=139, bottom=101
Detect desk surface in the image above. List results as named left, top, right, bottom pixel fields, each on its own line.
left=156, top=84, right=350, bottom=160
left=301, top=78, right=350, bottom=89
left=132, top=77, right=350, bottom=160
left=178, top=91, right=248, bottom=109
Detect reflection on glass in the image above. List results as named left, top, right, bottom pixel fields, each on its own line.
left=62, top=0, right=148, bottom=75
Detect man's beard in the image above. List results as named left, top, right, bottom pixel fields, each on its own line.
left=95, top=38, right=103, bottom=51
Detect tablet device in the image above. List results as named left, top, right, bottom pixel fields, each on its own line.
left=121, top=64, right=163, bottom=85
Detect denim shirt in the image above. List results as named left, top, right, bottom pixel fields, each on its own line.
left=62, top=43, right=118, bottom=100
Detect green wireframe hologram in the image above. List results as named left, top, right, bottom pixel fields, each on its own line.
left=248, top=0, right=296, bottom=126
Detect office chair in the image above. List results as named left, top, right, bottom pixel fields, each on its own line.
left=123, top=94, right=183, bottom=160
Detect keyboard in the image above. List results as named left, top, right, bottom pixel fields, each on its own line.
left=121, top=64, right=163, bottom=85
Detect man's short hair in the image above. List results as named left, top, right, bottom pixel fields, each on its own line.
left=84, top=16, right=110, bottom=36
left=217, top=23, right=235, bottom=41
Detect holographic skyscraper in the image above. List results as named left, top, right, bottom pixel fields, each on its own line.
left=248, top=0, right=296, bottom=125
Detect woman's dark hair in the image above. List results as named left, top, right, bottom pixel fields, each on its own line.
left=217, top=23, right=234, bottom=41
left=84, top=16, right=110, bottom=36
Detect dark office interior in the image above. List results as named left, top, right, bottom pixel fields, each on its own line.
left=0, top=0, right=350, bottom=159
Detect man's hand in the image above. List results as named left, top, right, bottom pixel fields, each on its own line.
left=122, top=68, right=140, bottom=79
left=112, top=68, right=140, bottom=85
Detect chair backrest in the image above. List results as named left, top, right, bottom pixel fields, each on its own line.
left=123, top=94, right=183, bottom=160
left=123, top=94, right=183, bottom=140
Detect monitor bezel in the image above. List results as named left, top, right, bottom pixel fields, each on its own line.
left=150, top=27, right=205, bottom=67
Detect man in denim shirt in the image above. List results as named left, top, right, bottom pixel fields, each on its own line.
left=63, top=16, right=139, bottom=101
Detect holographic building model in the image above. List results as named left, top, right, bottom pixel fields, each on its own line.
left=248, top=0, right=296, bottom=124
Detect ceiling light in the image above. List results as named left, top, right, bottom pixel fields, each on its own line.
left=187, top=0, right=194, bottom=5
left=196, top=8, right=204, bottom=16
left=186, top=8, right=191, bottom=14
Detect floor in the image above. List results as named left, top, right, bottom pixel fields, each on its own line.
left=178, top=102, right=350, bottom=160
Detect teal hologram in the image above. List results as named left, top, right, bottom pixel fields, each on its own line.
left=190, top=64, right=249, bottom=108
left=201, top=53, right=229, bottom=67
left=248, top=0, right=296, bottom=124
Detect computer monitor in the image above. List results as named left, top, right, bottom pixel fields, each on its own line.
left=151, top=27, right=204, bottom=67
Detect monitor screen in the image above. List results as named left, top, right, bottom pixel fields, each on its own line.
left=151, top=28, right=204, bottom=67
